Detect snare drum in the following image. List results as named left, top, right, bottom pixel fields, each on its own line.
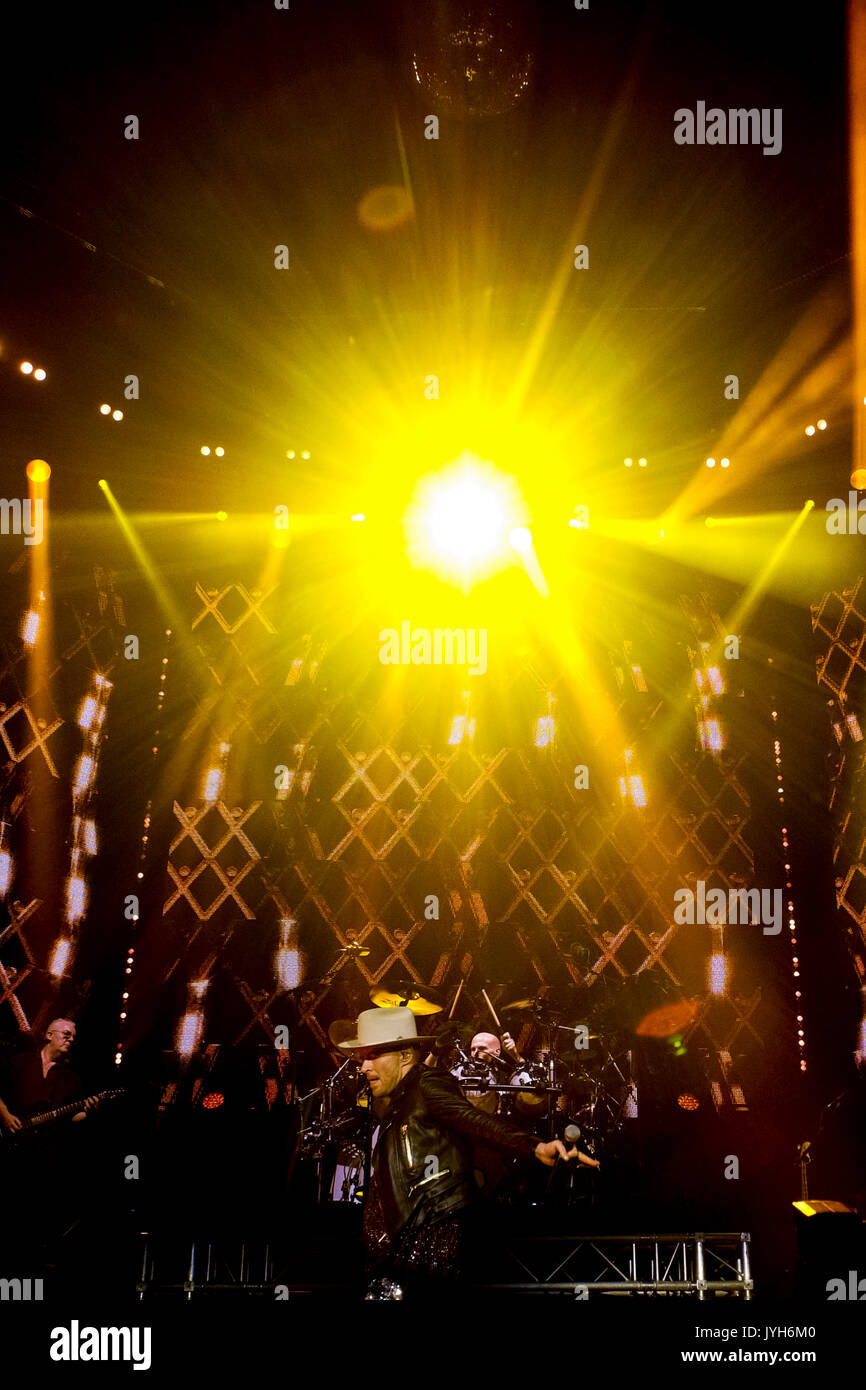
left=508, top=1064, right=548, bottom=1116
left=451, top=1060, right=499, bottom=1114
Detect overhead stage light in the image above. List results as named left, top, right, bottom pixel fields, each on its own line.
left=26, top=459, right=50, bottom=482
left=709, top=953, right=727, bottom=995
left=20, top=361, right=34, bottom=375
left=404, top=452, right=527, bottom=585
left=276, top=917, right=303, bottom=990
left=509, top=526, right=533, bottom=553
left=49, top=937, right=73, bottom=978
left=0, top=846, right=12, bottom=899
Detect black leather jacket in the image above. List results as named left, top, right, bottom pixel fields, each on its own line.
left=371, top=1063, right=539, bottom=1238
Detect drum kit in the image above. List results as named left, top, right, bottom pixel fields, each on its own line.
left=297, top=978, right=646, bottom=1203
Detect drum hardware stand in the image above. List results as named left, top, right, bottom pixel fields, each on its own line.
left=297, top=1056, right=368, bottom=1204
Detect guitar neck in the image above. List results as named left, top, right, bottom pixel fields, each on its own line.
left=24, top=1089, right=122, bottom=1130
left=27, top=1097, right=88, bottom=1129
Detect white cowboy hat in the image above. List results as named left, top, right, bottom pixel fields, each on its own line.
left=337, top=1006, right=436, bottom=1052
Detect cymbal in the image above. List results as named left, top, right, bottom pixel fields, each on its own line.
left=327, top=1019, right=357, bottom=1047
left=502, top=994, right=556, bottom=1013
left=369, top=984, right=444, bottom=1015
left=635, top=998, right=699, bottom=1038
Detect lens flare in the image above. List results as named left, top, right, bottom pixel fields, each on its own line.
left=403, top=452, right=527, bottom=586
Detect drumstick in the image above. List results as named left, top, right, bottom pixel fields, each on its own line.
left=448, top=979, right=464, bottom=1020
left=422, top=981, right=464, bottom=1066
left=481, top=988, right=501, bottom=1032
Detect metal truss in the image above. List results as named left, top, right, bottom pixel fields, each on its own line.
left=812, top=577, right=866, bottom=968
left=163, top=799, right=262, bottom=921
left=0, top=562, right=127, bottom=1028
left=135, top=1231, right=753, bottom=1299
left=482, top=1231, right=754, bottom=1298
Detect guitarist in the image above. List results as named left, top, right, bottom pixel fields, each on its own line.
left=0, top=1019, right=98, bottom=1133
left=0, top=1019, right=99, bottom=1268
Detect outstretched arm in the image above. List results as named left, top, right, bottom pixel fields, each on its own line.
left=420, top=1068, right=599, bottom=1168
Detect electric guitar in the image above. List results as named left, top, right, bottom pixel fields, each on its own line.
left=0, top=1087, right=126, bottom=1144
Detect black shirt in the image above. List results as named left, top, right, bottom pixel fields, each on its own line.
left=0, top=1048, right=81, bottom=1117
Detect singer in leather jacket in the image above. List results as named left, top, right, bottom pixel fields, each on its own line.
left=371, top=1060, right=539, bottom=1241
left=340, top=1007, right=599, bottom=1297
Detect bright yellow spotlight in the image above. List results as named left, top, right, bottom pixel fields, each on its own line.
left=404, top=453, right=527, bottom=586
left=215, top=447, right=225, bottom=457
left=805, top=425, right=815, bottom=436
left=201, top=446, right=211, bottom=456
left=99, top=403, right=111, bottom=415
left=817, top=419, right=827, bottom=430
left=301, top=450, right=311, bottom=460
left=624, top=457, right=633, bottom=467
left=638, top=457, right=647, bottom=467
left=112, top=409, right=123, bottom=421
left=720, top=457, right=730, bottom=468
left=216, top=510, right=228, bottom=522
left=20, top=361, right=33, bottom=375
left=98, top=479, right=108, bottom=490
left=706, top=457, right=716, bottom=467
left=286, top=450, right=296, bottom=459
left=852, top=467, right=866, bottom=489
left=26, top=459, right=51, bottom=482
left=33, top=367, right=46, bottom=381
left=509, top=526, right=533, bottom=553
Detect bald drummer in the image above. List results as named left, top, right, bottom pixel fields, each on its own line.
left=470, top=1030, right=523, bottom=1067
left=456, top=1029, right=522, bottom=1114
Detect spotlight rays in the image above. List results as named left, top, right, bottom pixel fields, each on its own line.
left=665, top=279, right=849, bottom=526
left=97, top=480, right=185, bottom=633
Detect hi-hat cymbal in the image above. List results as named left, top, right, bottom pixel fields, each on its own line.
left=369, top=984, right=444, bottom=1015
left=327, top=1019, right=357, bottom=1047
